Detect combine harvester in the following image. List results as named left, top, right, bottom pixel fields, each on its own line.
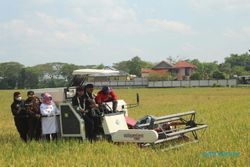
left=33, top=69, right=208, bottom=149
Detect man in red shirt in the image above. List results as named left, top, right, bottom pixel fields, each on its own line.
left=95, top=86, right=118, bottom=112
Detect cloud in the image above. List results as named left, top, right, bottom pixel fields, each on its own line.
left=144, top=19, right=193, bottom=34
left=189, top=0, right=250, bottom=10
left=242, top=26, right=250, bottom=36
left=0, top=0, right=144, bottom=65
left=69, top=0, right=137, bottom=24
left=223, top=25, right=250, bottom=38
left=181, top=43, right=196, bottom=52
left=0, top=12, right=94, bottom=49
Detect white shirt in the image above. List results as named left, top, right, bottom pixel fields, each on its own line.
left=40, top=103, right=60, bottom=134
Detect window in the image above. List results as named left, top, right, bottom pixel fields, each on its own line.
left=185, top=68, right=190, bottom=76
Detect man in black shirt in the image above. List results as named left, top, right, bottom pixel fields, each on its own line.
left=11, top=92, right=29, bottom=142
left=84, top=84, right=103, bottom=136
left=72, top=86, right=96, bottom=141
left=25, top=91, right=41, bottom=141
left=84, top=84, right=98, bottom=112
left=72, top=86, right=85, bottom=113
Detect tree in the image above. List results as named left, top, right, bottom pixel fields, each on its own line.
left=0, top=62, right=24, bottom=89
left=225, top=53, right=250, bottom=72
left=189, top=59, right=219, bottom=79
left=18, top=68, right=26, bottom=89
left=231, top=66, right=246, bottom=76
left=33, top=62, right=64, bottom=80
left=128, top=56, right=144, bottom=77
left=113, top=61, right=130, bottom=73
left=190, top=72, right=202, bottom=80
left=212, top=71, right=225, bottom=79
left=23, top=67, right=40, bottom=89
left=219, top=63, right=232, bottom=79
left=113, top=56, right=153, bottom=77
left=60, top=64, right=79, bottom=82
left=96, top=64, right=105, bottom=69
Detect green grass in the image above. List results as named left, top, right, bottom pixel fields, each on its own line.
left=0, top=88, right=249, bottom=167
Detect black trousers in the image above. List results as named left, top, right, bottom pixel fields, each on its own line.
left=82, top=114, right=96, bottom=141
left=27, top=116, right=41, bottom=141
left=92, top=116, right=103, bottom=135
left=14, top=116, right=28, bottom=142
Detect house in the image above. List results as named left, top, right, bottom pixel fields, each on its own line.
left=141, top=61, right=173, bottom=78
left=141, top=60, right=196, bottom=80
left=173, top=61, right=197, bottom=80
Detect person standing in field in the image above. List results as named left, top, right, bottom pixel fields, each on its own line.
left=95, top=86, right=118, bottom=113
left=25, top=91, right=42, bottom=141
left=11, top=92, right=29, bottom=142
left=40, top=93, right=60, bottom=141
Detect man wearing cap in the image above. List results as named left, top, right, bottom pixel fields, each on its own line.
left=95, top=86, right=118, bottom=112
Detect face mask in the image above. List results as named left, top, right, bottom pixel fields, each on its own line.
left=16, top=97, right=22, bottom=101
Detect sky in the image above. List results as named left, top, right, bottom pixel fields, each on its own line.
left=0, top=0, right=250, bottom=66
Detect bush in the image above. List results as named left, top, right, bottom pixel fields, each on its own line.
left=212, top=71, right=225, bottom=79
left=190, top=73, right=202, bottom=80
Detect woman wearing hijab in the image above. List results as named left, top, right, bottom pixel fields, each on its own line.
left=40, top=93, right=60, bottom=141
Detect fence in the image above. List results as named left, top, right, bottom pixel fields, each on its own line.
left=86, top=79, right=237, bottom=88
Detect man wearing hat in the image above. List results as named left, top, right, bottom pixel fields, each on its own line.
left=95, top=86, right=118, bottom=112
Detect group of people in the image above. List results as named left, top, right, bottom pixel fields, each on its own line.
left=11, top=91, right=60, bottom=142
left=11, top=85, right=118, bottom=142
left=72, top=84, right=118, bottom=141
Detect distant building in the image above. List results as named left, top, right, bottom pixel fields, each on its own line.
left=141, top=61, right=173, bottom=78
left=238, top=75, right=250, bottom=84
left=141, top=60, right=196, bottom=80
left=172, top=61, right=197, bottom=80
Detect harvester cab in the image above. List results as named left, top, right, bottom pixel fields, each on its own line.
left=64, top=69, right=132, bottom=115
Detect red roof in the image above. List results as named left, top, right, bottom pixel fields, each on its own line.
left=141, top=69, right=167, bottom=74
left=173, top=61, right=196, bottom=69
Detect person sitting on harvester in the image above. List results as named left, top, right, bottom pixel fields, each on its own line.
left=95, top=86, right=118, bottom=113
left=84, top=84, right=102, bottom=136
left=72, top=86, right=97, bottom=141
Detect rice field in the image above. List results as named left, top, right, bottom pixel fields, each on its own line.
left=0, top=88, right=249, bottom=167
